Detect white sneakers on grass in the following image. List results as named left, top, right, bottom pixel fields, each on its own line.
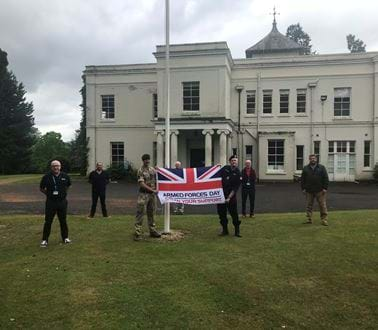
left=40, top=238, right=72, bottom=247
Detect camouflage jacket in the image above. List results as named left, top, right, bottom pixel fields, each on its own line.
left=137, top=166, right=156, bottom=193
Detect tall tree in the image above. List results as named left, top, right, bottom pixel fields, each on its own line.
left=346, top=34, right=366, bottom=53
left=31, top=131, right=70, bottom=173
left=286, top=23, right=312, bottom=54
left=69, top=78, right=88, bottom=175
left=0, top=48, right=36, bottom=174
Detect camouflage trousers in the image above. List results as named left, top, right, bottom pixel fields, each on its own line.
left=306, top=191, right=328, bottom=221
left=135, top=193, right=158, bottom=236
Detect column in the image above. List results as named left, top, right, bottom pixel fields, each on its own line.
left=202, top=129, right=214, bottom=166
left=217, top=129, right=230, bottom=165
left=228, top=132, right=233, bottom=157
left=155, top=130, right=165, bottom=167
left=170, top=130, right=179, bottom=167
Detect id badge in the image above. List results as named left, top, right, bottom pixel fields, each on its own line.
left=53, top=191, right=59, bottom=196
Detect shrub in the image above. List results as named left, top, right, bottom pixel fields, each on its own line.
left=107, top=160, right=137, bottom=182
left=373, top=163, right=378, bottom=181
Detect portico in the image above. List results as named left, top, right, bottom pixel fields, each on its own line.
left=154, top=119, right=235, bottom=167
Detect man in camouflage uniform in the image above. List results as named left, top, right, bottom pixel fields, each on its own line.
left=134, top=154, right=161, bottom=241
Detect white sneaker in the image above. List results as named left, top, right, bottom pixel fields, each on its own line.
left=64, top=238, right=72, bottom=244
left=40, top=240, right=48, bottom=248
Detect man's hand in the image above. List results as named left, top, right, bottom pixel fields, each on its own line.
left=152, top=189, right=158, bottom=194
left=322, top=189, right=327, bottom=193
left=225, top=198, right=230, bottom=203
left=302, top=189, right=306, bottom=194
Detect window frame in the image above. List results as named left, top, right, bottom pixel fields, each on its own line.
left=364, top=141, right=371, bottom=168
left=111, top=142, right=124, bottom=166
left=296, top=145, right=304, bottom=171
left=182, top=81, right=200, bottom=112
left=334, top=87, right=351, bottom=118
left=279, top=89, right=289, bottom=114
left=246, top=90, right=256, bottom=115
left=267, top=139, right=285, bottom=171
left=263, top=90, right=273, bottom=114
left=153, top=93, right=158, bottom=119
left=101, top=95, right=115, bottom=120
left=296, top=89, right=307, bottom=113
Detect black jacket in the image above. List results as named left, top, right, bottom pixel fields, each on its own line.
left=220, top=165, right=241, bottom=201
left=301, top=164, right=329, bottom=193
left=241, top=167, right=256, bottom=189
left=89, top=170, right=109, bottom=192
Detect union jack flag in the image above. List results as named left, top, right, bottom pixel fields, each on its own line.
left=156, top=165, right=225, bottom=205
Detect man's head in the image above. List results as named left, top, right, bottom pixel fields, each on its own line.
left=174, top=161, right=181, bottom=169
left=142, top=154, right=151, bottom=166
left=50, top=160, right=61, bottom=175
left=309, top=154, right=317, bottom=165
left=229, top=155, right=238, bottom=168
left=96, top=162, right=103, bottom=171
left=245, top=159, right=251, bottom=168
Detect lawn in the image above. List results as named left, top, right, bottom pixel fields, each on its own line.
left=0, top=173, right=85, bottom=185
left=0, top=211, right=377, bottom=329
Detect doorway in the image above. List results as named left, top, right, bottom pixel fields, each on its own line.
left=190, top=149, right=205, bottom=168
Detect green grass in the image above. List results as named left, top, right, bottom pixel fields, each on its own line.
left=0, top=211, right=377, bottom=329
left=0, top=173, right=85, bottom=184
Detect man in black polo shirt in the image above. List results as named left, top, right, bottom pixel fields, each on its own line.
left=217, top=155, right=242, bottom=237
left=39, top=160, right=72, bottom=247
left=88, top=162, right=110, bottom=218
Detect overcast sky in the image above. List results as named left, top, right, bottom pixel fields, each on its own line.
left=1, top=0, right=378, bottom=141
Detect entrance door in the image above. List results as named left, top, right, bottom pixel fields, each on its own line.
left=327, top=141, right=355, bottom=181
left=190, top=149, right=205, bottom=168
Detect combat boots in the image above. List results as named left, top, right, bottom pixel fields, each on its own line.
left=150, top=230, right=161, bottom=238
left=219, top=225, right=229, bottom=236
left=234, top=225, right=242, bottom=238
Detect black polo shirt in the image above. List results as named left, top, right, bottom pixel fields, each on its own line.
left=40, top=172, right=71, bottom=200
left=88, top=170, right=109, bottom=192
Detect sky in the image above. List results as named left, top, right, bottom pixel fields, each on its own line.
left=1, top=0, right=378, bottom=141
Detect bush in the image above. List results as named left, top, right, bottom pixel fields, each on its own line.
left=107, top=160, right=138, bottom=182
left=373, top=163, right=378, bottom=181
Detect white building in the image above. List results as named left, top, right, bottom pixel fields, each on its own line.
left=84, top=20, right=378, bottom=181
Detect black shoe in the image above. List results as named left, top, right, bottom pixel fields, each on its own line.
left=150, top=231, right=161, bottom=238
left=218, top=226, right=229, bottom=236
left=234, top=226, right=242, bottom=238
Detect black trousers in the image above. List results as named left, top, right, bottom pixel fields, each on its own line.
left=241, top=188, right=255, bottom=215
left=90, top=190, right=108, bottom=217
left=217, top=201, right=241, bottom=227
left=42, top=199, right=68, bottom=241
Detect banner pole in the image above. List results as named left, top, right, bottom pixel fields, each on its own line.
left=164, top=0, right=171, bottom=233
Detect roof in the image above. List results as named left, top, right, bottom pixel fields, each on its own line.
left=245, top=21, right=305, bottom=58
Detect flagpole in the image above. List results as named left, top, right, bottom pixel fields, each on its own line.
left=164, top=0, right=171, bottom=233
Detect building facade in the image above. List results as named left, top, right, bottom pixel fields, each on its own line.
left=84, top=22, right=378, bottom=181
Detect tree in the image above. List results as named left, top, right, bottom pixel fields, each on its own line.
left=346, top=34, right=366, bottom=53
left=286, top=23, right=312, bottom=54
left=31, top=131, right=70, bottom=173
left=0, top=48, right=36, bottom=174
left=69, top=78, right=88, bottom=175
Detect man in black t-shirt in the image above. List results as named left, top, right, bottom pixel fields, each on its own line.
left=39, top=160, right=72, bottom=247
left=88, top=162, right=110, bottom=218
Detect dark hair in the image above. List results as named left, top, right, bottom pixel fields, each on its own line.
left=309, top=154, right=317, bottom=158
left=229, top=155, right=237, bottom=161
left=142, top=154, right=150, bottom=161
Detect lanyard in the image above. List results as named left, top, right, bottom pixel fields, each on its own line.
left=52, top=174, right=60, bottom=190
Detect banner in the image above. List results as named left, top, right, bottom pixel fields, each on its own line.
left=156, top=165, right=225, bottom=205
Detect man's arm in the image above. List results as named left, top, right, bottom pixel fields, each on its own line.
left=322, top=166, right=329, bottom=191
left=39, top=176, right=47, bottom=195
left=139, top=181, right=156, bottom=193
left=301, top=168, right=306, bottom=192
